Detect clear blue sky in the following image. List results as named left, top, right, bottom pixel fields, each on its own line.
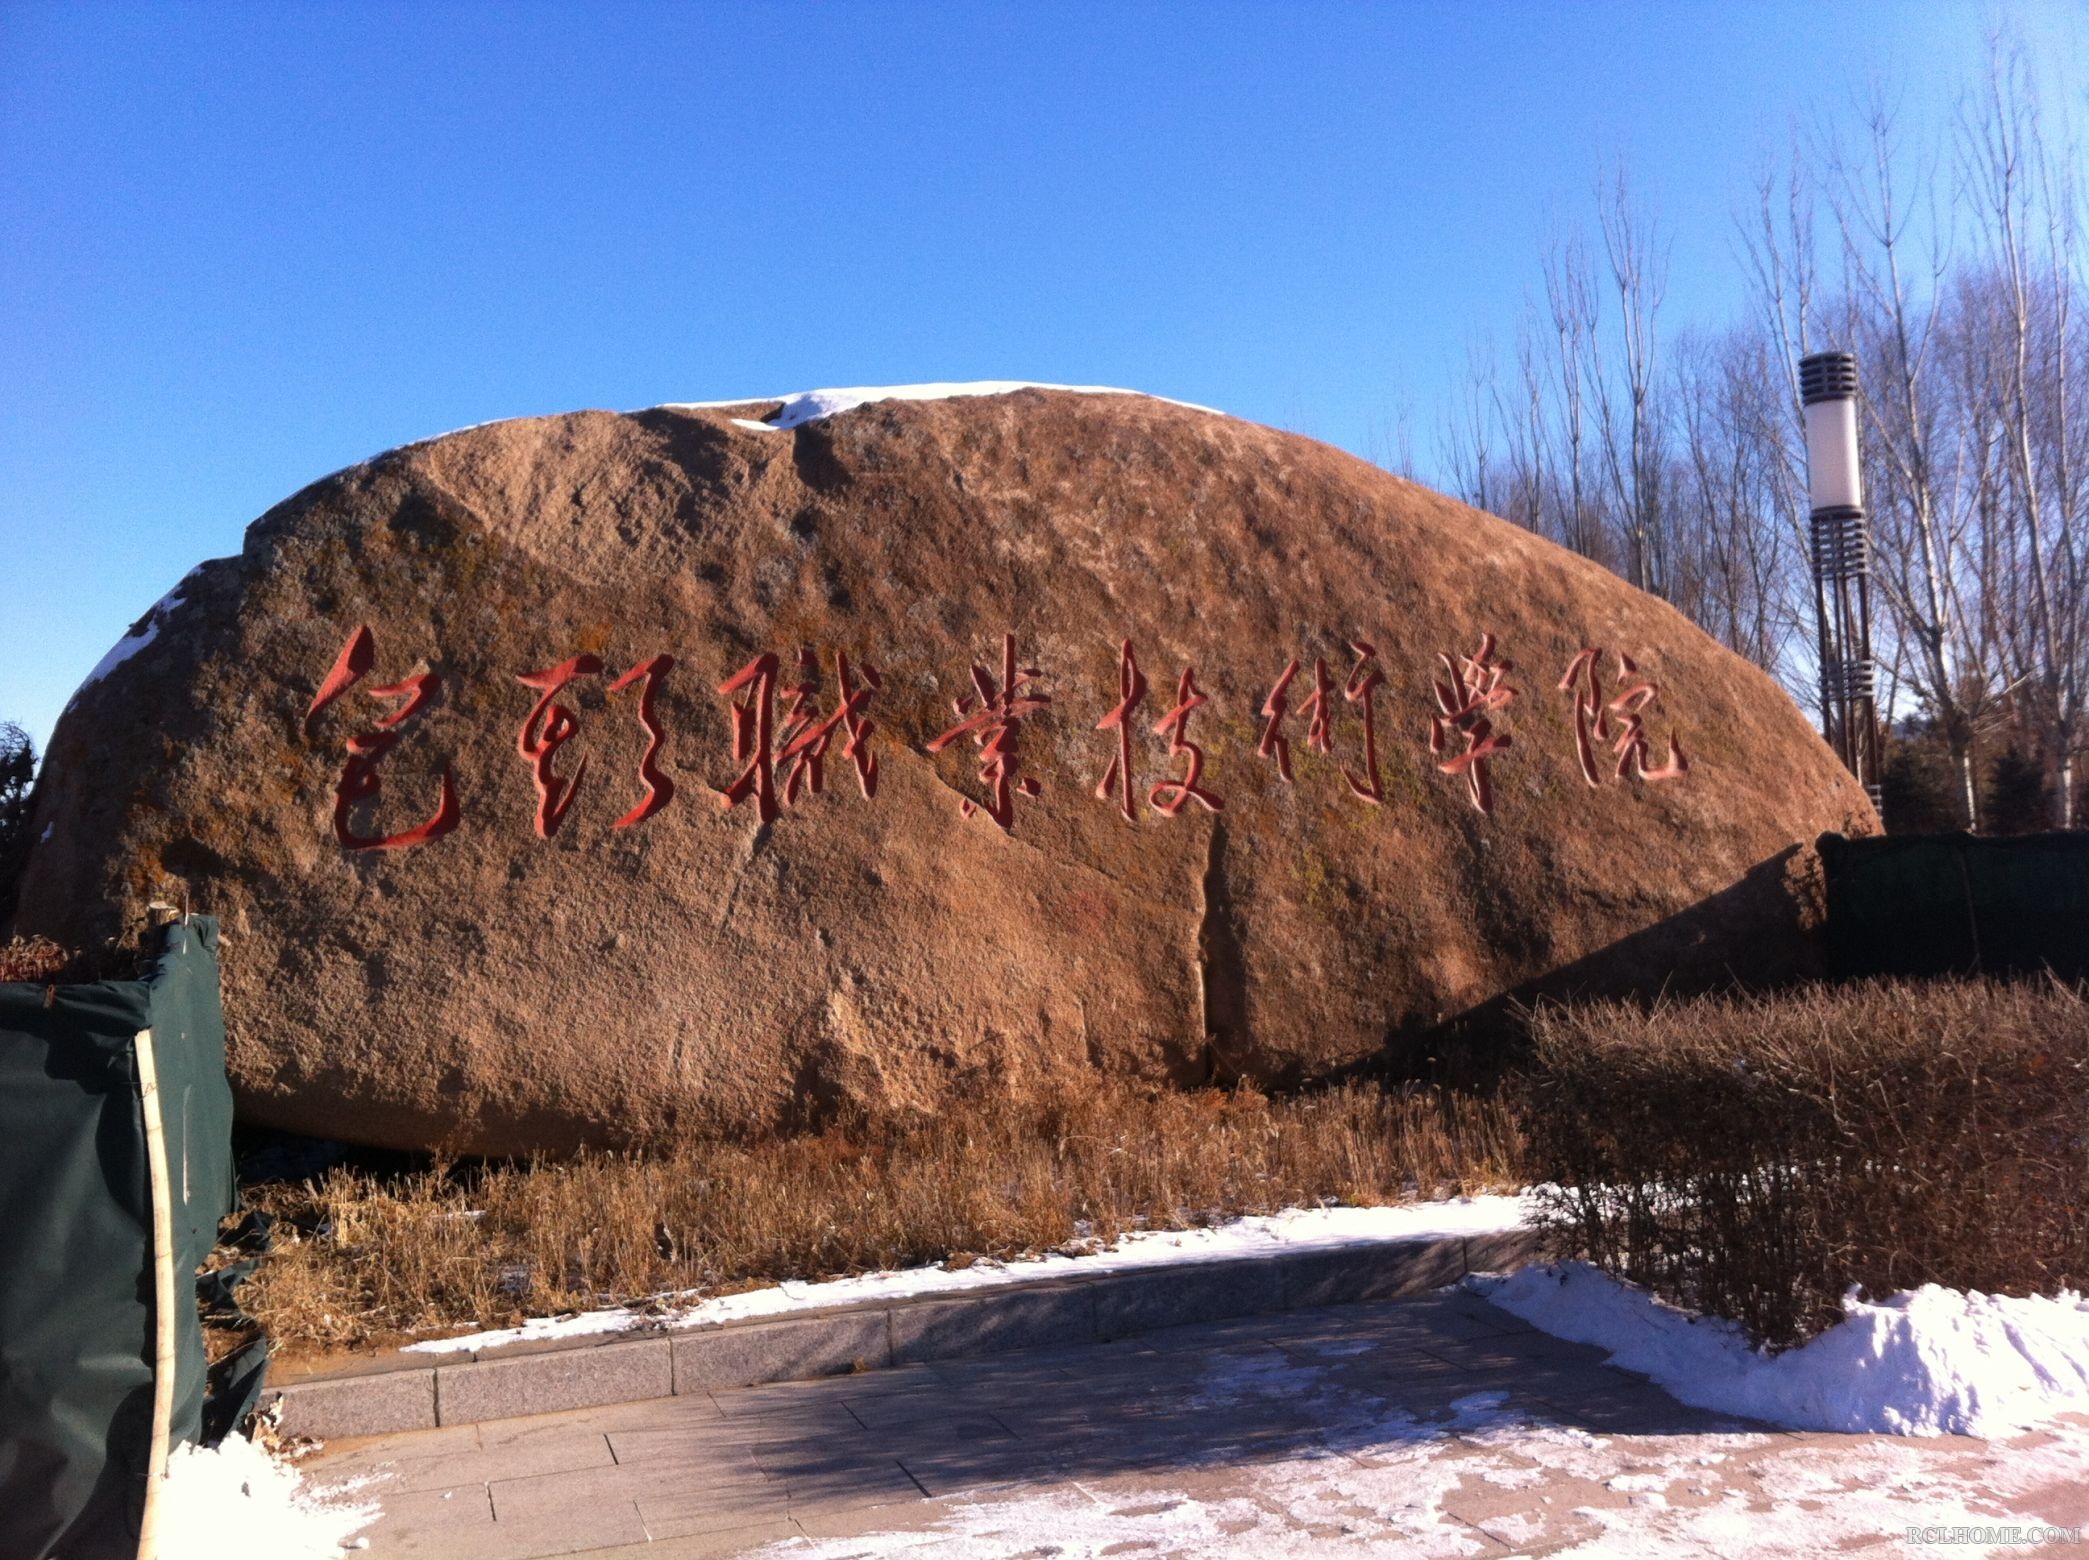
left=3, top=1, right=2076, bottom=750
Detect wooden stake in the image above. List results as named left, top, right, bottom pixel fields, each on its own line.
left=134, top=1028, right=177, bottom=1560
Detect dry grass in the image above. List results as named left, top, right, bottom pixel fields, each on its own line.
left=245, top=1076, right=1520, bottom=1352
left=241, top=979, right=2086, bottom=1358
left=1522, top=978, right=2089, bottom=1348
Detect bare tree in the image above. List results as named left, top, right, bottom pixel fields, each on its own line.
left=1736, top=141, right=1833, bottom=724
left=1593, top=165, right=1672, bottom=597
left=1405, top=28, right=2087, bottom=835
left=1828, top=90, right=1988, bottom=826
left=1963, top=35, right=2085, bottom=825
left=1440, top=336, right=1503, bottom=514
left=0, top=721, right=35, bottom=928
left=1363, top=397, right=1424, bottom=482
left=1542, top=225, right=1605, bottom=561
left=1669, top=327, right=1808, bottom=674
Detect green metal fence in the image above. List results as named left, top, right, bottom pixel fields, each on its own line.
left=1821, top=831, right=2089, bottom=982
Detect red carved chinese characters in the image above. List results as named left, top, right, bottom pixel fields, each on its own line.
left=1093, top=644, right=1219, bottom=820
left=717, top=647, right=881, bottom=823
left=1558, top=648, right=1690, bottom=785
left=1258, top=657, right=1300, bottom=782
left=717, top=652, right=781, bottom=822
left=1429, top=633, right=1517, bottom=814
left=833, top=653, right=882, bottom=799
left=517, top=654, right=602, bottom=838
left=774, top=646, right=884, bottom=805
left=928, top=632, right=1050, bottom=830
left=1302, top=658, right=1337, bottom=756
left=307, top=625, right=460, bottom=851
left=1341, top=640, right=1386, bottom=805
left=1259, top=647, right=1380, bottom=804
left=776, top=648, right=830, bottom=806
left=306, top=625, right=375, bottom=738
left=1094, top=640, right=1149, bottom=820
left=308, top=621, right=1704, bottom=854
left=1149, top=667, right=1223, bottom=816
left=608, top=654, right=676, bottom=830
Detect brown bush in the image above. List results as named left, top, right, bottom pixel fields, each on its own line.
left=1522, top=979, right=2089, bottom=1348
left=0, top=936, right=72, bottom=983
left=247, top=1076, right=1520, bottom=1353
left=0, top=934, right=145, bottom=984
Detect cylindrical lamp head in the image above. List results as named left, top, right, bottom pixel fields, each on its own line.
left=1799, top=351, right=1863, bottom=512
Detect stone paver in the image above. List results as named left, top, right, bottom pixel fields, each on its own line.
left=309, top=1287, right=2089, bottom=1557
left=440, top=1338, right=675, bottom=1426
left=272, top=1233, right=1544, bottom=1441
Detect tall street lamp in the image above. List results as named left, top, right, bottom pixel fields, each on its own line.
left=1800, top=350, right=1880, bottom=809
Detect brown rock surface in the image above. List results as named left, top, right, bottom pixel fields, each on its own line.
left=14, top=388, right=1876, bottom=1152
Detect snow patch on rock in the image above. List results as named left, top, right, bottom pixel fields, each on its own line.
left=658, top=381, right=1225, bottom=431
left=65, top=565, right=212, bottom=710
left=379, top=384, right=1225, bottom=467
left=1471, top=1260, right=2089, bottom=1438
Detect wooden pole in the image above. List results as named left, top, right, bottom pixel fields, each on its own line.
left=134, top=1028, right=178, bottom=1560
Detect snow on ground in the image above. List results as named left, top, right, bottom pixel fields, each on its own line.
left=1473, top=1260, right=2089, bottom=1439
left=752, top=1372, right=2087, bottom=1560
left=403, top=1195, right=1536, bottom=1356
left=157, top=1433, right=379, bottom=1560
left=753, top=1282, right=2089, bottom=1560
left=658, top=380, right=1224, bottom=431
left=359, top=1202, right=2089, bottom=1556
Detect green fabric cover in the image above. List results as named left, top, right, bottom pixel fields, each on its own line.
left=0, top=919, right=236, bottom=1560
left=1821, top=832, right=2089, bottom=981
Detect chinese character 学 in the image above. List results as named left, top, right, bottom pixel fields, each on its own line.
left=1429, top=633, right=1516, bottom=814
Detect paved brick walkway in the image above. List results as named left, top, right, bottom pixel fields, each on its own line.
left=309, top=1289, right=2089, bottom=1557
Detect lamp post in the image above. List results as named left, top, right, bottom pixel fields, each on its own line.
left=1799, top=350, right=1880, bottom=808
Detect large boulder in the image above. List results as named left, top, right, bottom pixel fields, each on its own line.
left=15, top=386, right=1876, bottom=1152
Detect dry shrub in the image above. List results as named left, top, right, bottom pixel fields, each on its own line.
left=1523, top=979, right=2089, bottom=1348
left=0, top=936, right=77, bottom=983
left=0, top=934, right=145, bottom=984
left=246, top=1076, right=1519, bottom=1352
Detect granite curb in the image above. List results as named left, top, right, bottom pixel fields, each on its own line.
left=262, top=1227, right=1545, bottom=1440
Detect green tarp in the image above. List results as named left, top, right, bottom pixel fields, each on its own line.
left=0, top=919, right=238, bottom=1560
left=1821, top=832, right=2089, bottom=982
